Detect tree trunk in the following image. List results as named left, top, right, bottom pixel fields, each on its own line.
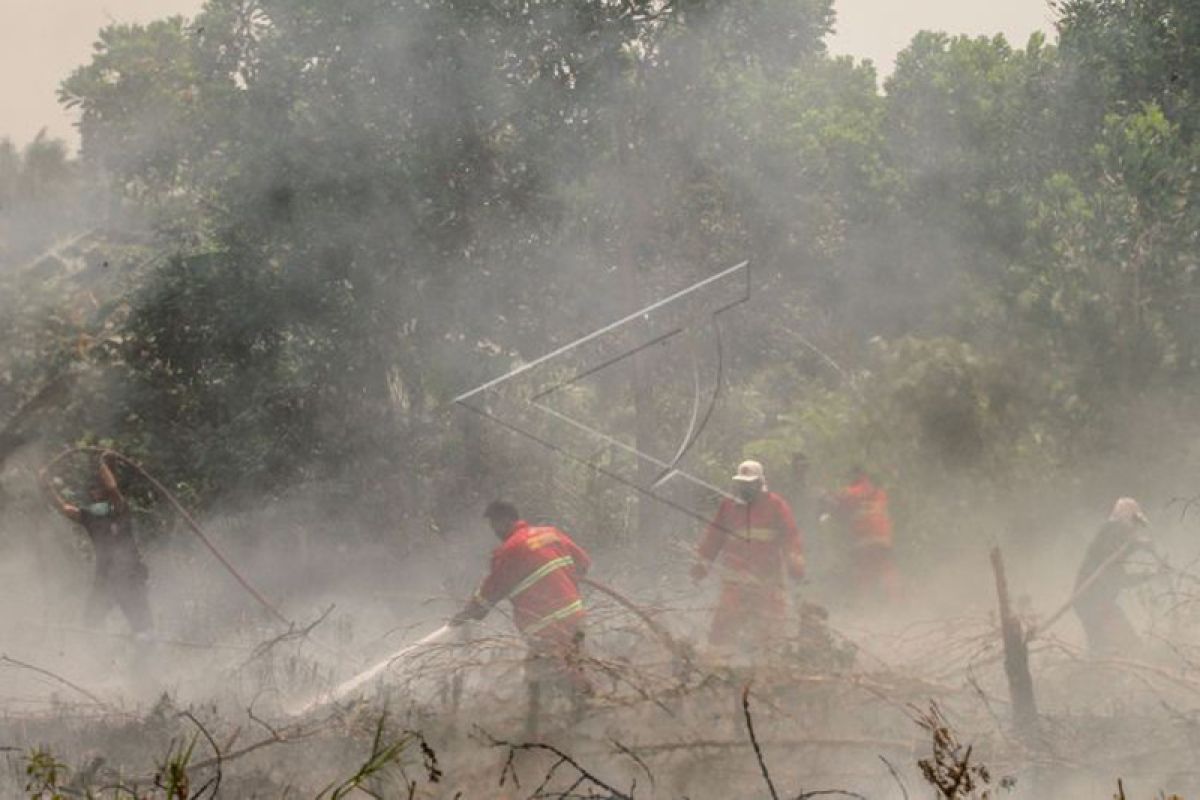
left=990, top=546, right=1039, bottom=742
left=615, top=82, right=660, bottom=542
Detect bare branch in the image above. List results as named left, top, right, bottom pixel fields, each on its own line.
left=0, top=654, right=113, bottom=711
left=741, top=683, right=779, bottom=800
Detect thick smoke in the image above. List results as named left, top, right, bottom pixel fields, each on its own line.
left=3, top=0, right=1200, bottom=797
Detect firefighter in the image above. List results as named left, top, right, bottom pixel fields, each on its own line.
left=826, top=466, right=898, bottom=608
left=453, top=500, right=592, bottom=730
left=691, top=460, right=805, bottom=654
left=39, top=451, right=152, bottom=634
left=1074, top=497, right=1152, bottom=656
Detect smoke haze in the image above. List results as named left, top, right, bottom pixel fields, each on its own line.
left=4, top=0, right=1200, bottom=797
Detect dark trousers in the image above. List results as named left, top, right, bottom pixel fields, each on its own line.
left=1075, top=596, right=1137, bottom=656
left=86, top=568, right=152, bottom=634
left=524, top=630, right=590, bottom=736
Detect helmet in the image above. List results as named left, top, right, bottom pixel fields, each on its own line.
left=732, top=460, right=766, bottom=488
left=1109, top=497, right=1148, bottom=526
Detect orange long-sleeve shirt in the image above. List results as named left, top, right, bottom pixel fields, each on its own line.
left=472, top=520, right=591, bottom=641
left=697, top=492, right=805, bottom=587
left=834, top=477, right=893, bottom=548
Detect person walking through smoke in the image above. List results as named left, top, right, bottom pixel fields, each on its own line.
left=453, top=500, right=592, bottom=732
left=692, top=459, right=805, bottom=655
left=1074, top=497, right=1153, bottom=656
left=825, top=465, right=898, bottom=609
left=39, top=450, right=152, bottom=635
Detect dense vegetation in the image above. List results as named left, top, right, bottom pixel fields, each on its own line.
left=4, top=0, right=1200, bottom=566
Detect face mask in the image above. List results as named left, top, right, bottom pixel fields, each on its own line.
left=736, top=483, right=760, bottom=503
left=84, top=501, right=113, bottom=517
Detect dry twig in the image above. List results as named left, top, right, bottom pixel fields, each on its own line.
left=0, top=654, right=113, bottom=711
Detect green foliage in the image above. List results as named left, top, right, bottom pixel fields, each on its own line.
left=1058, top=0, right=1200, bottom=139
left=748, top=335, right=1071, bottom=555
left=153, top=735, right=199, bottom=800
left=25, top=0, right=843, bottom=527
left=316, top=712, right=427, bottom=799
left=6, top=0, right=1200, bottom=563
left=23, top=747, right=68, bottom=800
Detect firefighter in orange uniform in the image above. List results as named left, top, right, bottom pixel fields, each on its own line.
left=691, top=460, right=805, bottom=652
left=828, top=466, right=898, bottom=607
left=454, top=500, right=592, bottom=724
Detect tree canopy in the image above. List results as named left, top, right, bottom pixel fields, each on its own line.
left=4, top=0, right=1200, bottom=564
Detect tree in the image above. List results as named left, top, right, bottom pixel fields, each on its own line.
left=1057, top=0, right=1200, bottom=140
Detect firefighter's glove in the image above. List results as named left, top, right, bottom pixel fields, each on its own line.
left=452, top=597, right=489, bottom=627
left=690, top=562, right=709, bottom=583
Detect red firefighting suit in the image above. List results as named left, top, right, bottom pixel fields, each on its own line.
left=695, top=491, right=805, bottom=648
left=833, top=476, right=899, bottom=605
left=464, top=520, right=592, bottom=691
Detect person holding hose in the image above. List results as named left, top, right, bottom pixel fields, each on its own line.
left=39, top=450, right=152, bottom=634
left=453, top=500, right=592, bottom=730
left=1074, top=497, right=1153, bottom=655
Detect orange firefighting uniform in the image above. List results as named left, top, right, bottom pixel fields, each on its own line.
left=464, top=520, right=591, bottom=688
left=695, top=492, right=805, bottom=647
left=833, top=475, right=898, bottom=604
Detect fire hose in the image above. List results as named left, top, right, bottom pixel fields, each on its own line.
left=1029, top=534, right=1155, bottom=640
left=292, top=580, right=690, bottom=717
left=42, top=451, right=690, bottom=685
left=42, top=446, right=293, bottom=628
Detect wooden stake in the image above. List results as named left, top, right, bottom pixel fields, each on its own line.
left=990, top=546, right=1038, bottom=741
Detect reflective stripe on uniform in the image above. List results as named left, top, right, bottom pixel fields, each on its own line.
left=524, top=598, right=585, bottom=635
left=525, top=529, right=560, bottom=549
left=732, top=526, right=778, bottom=542
left=505, top=555, right=575, bottom=601
left=721, top=572, right=774, bottom=588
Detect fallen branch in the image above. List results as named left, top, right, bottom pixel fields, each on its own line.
left=627, top=736, right=913, bottom=755
left=173, top=712, right=335, bottom=776
left=610, top=738, right=655, bottom=792
left=742, top=683, right=780, bottom=800
left=477, top=726, right=633, bottom=800
left=241, top=603, right=335, bottom=669
left=741, top=686, right=869, bottom=800
left=180, top=711, right=222, bottom=799
left=0, top=654, right=112, bottom=711
left=581, top=577, right=692, bottom=665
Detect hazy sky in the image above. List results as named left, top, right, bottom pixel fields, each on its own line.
left=830, top=0, right=1056, bottom=70
left=0, top=0, right=1056, bottom=150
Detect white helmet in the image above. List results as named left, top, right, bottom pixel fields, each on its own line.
left=732, top=460, right=767, bottom=490
left=1109, top=497, right=1148, bottom=526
